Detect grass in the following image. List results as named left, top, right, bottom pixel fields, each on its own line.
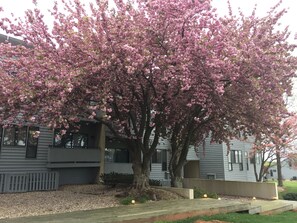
left=279, top=180, right=297, bottom=199
left=154, top=212, right=297, bottom=223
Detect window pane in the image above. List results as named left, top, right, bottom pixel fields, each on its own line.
left=228, top=163, right=233, bottom=171
left=231, top=151, right=236, bottom=163
left=152, top=150, right=162, bottom=163
left=72, top=133, right=88, bottom=148
left=162, top=150, right=167, bottom=171
left=105, top=148, right=115, bottom=162
left=238, top=151, right=242, bottom=163
left=239, top=163, right=243, bottom=171
left=54, top=131, right=73, bottom=148
left=114, top=149, right=130, bottom=163
left=15, top=127, right=27, bottom=146
left=3, top=127, right=15, bottom=146
left=250, top=155, right=255, bottom=164
left=0, top=126, right=2, bottom=150
left=26, top=127, right=39, bottom=158
left=234, top=151, right=239, bottom=163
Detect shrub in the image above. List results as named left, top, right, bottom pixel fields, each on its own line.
left=101, top=172, right=133, bottom=186
left=283, top=193, right=297, bottom=201
left=193, top=187, right=218, bottom=199
left=120, top=196, right=134, bottom=205
left=149, top=179, right=162, bottom=186
left=137, top=194, right=150, bottom=203
left=101, top=172, right=161, bottom=187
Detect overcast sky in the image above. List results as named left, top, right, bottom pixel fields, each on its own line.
left=1, top=0, right=296, bottom=36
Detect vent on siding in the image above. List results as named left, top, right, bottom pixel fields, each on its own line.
left=206, top=173, right=216, bottom=180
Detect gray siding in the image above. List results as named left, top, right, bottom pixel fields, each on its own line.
left=105, top=163, right=133, bottom=174
left=223, top=138, right=259, bottom=182
left=268, top=161, right=297, bottom=180
left=187, top=146, right=199, bottom=161
left=0, top=127, right=52, bottom=173
left=57, top=167, right=97, bottom=185
left=198, top=138, right=225, bottom=180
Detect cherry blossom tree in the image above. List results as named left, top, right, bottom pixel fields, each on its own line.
left=0, top=0, right=232, bottom=189
left=167, top=2, right=297, bottom=187
left=0, top=0, right=296, bottom=190
left=251, top=114, right=297, bottom=184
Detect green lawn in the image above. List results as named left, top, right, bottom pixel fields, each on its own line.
left=279, top=180, right=297, bottom=199
left=155, top=212, right=297, bottom=223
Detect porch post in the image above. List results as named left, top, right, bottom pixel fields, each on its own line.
left=98, top=124, right=106, bottom=182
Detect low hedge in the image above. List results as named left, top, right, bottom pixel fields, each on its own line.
left=101, top=172, right=161, bottom=186
left=193, top=187, right=218, bottom=199
left=283, top=193, right=297, bottom=201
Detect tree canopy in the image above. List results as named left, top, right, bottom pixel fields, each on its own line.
left=0, top=0, right=296, bottom=189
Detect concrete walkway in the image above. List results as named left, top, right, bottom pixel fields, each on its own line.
left=1, top=199, right=296, bottom=223
left=0, top=199, right=250, bottom=223
left=249, top=200, right=296, bottom=215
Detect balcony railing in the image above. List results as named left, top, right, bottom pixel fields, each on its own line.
left=47, top=147, right=100, bottom=168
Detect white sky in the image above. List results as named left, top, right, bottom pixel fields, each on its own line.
left=1, top=0, right=296, bottom=39
left=1, top=0, right=297, bottom=108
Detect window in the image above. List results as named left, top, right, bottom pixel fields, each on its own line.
left=229, top=150, right=243, bottom=171
left=54, top=131, right=88, bottom=148
left=26, top=127, right=39, bottom=158
left=245, top=152, right=249, bottom=171
left=3, top=126, right=27, bottom=146
left=0, top=126, right=2, bottom=150
left=1, top=126, right=39, bottom=158
left=152, top=150, right=167, bottom=171
left=250, top=153, right=261, bottom=165
left=228, top=153, right=233, bottom=171
left=256, top=153, right=261, bottom=164
left=105, top=148, right=130, bottom=163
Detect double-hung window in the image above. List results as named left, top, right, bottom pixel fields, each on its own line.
left=152, top=149, right=168, bottom=171
left=26, top=127, right=39, bottom=158
left=229, top=150, right=243, bottom=171
left=3, top=126, right=27, bottom=146
left=1, top=125, right=39, bottom=158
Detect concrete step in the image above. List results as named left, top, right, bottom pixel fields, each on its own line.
left=248, top=205, right=262, bottom=215
left=249, top=200, right=294, bottom=215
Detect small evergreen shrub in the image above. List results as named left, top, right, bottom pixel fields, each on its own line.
left=120, top=196, right=134, bottom=205
left=101, top=172, right=161, bottom=186
left=137, top=194, right=150, bottom=203
left=193, top=187, right=218, bottom=199
left=283, top=193, right=297, bottom=201
left=149, top=179, right=162, bottom=186
left=101, top=172, right=133, bottom=186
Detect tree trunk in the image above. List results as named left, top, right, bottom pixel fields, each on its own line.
left=170, top=165, right=183, bottom=188
left=96, top=123, right=105, bottom=184
left=253, top=155, right=261, bottom=182
left=132, top=164, right=150, bottom=190
left=131, top=150, right=150, bottom=190
left=169, top=141, right=189, bottom=187
left=276, top=149, right=283, bottom=187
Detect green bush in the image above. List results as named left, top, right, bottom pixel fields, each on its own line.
left=101, top=172, right=133, bottom=186
left=283, top=193, right=297, bottom=201
left=137, top=194, right=150, bottom=203
left=120, top=196, right=134, bottom=205
left=101, top=172, right=161, bottom=186
left=193, top=187, right=218, bottom=199
left=149, top=179, right=162, bottom=186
